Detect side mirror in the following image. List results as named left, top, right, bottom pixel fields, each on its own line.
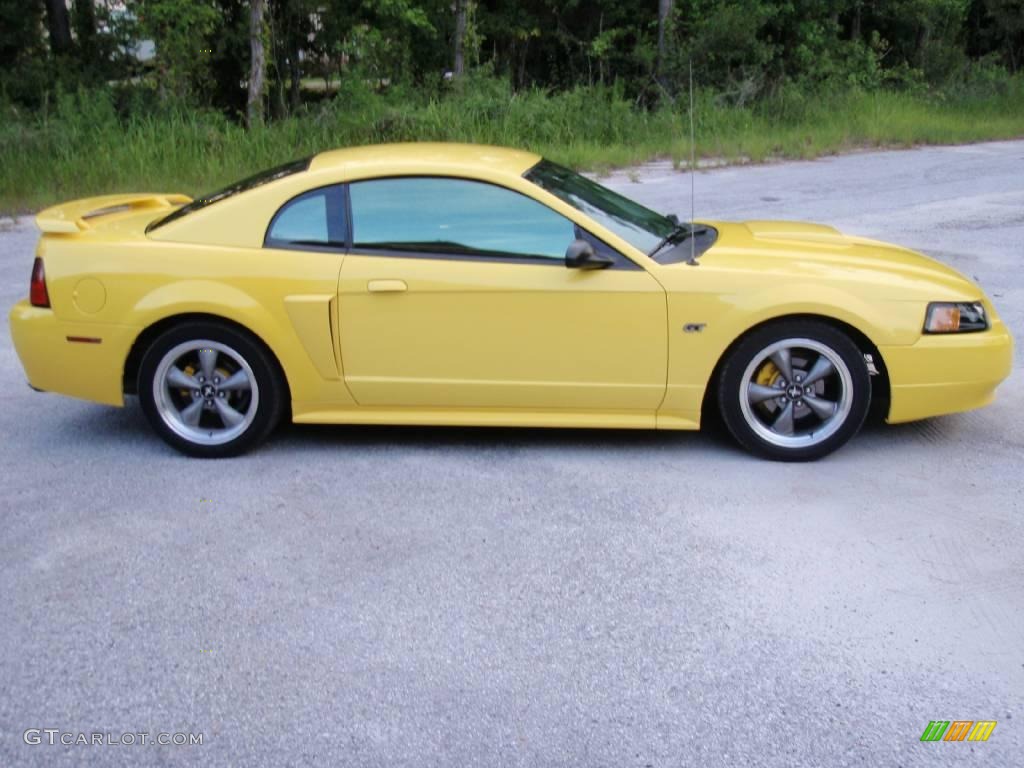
left=565, top=239, right=614, bottom=270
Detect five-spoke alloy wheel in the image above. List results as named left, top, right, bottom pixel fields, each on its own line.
left=718, top=321, right=871, bottom=461
left=138, top=321, right=285, bottom=457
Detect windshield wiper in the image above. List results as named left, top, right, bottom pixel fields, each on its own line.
left=649, top=224, right=706, bottom=257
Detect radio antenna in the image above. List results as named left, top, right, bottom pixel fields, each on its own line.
left=687, top=57, right=697, bottom=266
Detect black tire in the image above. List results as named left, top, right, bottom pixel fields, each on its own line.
left=137, top=321, right=285, bottom=458
left=717, top=320, right=871, bottom=461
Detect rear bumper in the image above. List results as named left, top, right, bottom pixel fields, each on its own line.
left=9, top=300, right=137, bottom=407
left=881, top=322, right=1014, bottom=423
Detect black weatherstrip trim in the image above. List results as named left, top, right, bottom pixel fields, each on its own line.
left=343, top=183, right=354, bottom=250
left=347, top=246, right=569, bottom=267
left=325, top=185, right=347, bottom=244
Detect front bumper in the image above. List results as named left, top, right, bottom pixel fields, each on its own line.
left=880, top=321, right=1014, bottom=423
left=9, top=300, right=138, bottom=407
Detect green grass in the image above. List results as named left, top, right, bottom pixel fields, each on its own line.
left=1, top=76, right=1023, bottom=213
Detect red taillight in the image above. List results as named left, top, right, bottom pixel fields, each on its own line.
left=30, top=257, right=50, bottom=308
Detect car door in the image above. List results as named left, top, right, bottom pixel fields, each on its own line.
left=337, top=176, right=667, bottom=411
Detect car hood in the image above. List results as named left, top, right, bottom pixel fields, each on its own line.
left=701, top=220, right=981, bottom=300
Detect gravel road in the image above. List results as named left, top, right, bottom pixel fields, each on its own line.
left=1, top=140, right=1022, bottom=767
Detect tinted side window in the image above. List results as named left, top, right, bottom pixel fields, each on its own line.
left=349, top=177, right=575, bottom=261
left=265, top=185, right=347, bottom=248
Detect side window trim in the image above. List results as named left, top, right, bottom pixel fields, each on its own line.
left=346, top=175, right=640, bottom=270
left=343, top=182, right=354, bottom=250
left=326, top=183, right=347, bottom=244
left=263, top=183, right=349, bottom=252
left=349, top=245, right=570, bottom=267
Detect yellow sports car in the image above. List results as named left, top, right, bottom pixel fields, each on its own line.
left=9, top=143, right=1013, bottom=460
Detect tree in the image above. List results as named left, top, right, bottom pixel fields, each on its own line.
left=268, top=0, right=312, bottom=116
left=208, top=0, right=250, bottom=117
left=73, top=0, right=98, bottom=69
left=43, top=0, right=72, bottom=55
left=279, top=0, right=306, bottom=112
left=248, top=0, right=266, bottom=125
left=453, top=0, right=466, bottom=76
left=983, top=0, right=1024, bottom=71
left=0, top=0, right=45, bottom=105
left=134, top=0, right=220, bottom=103
left=657, top=0, right=674, bottom=76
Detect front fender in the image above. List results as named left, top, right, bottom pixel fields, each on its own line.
left=659, top=282, right=921, bottom=424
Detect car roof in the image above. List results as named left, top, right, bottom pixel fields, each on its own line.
left=309, top=142, right=542, bottom=177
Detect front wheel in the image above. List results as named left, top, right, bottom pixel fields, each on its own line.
left=717, top=321, right=871, bottom=461
left=138, top=321, right=285, bottom=458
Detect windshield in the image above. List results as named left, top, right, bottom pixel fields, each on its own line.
left=524, top=159, right=676, bottom=254
left=147, top=156, right=312, bottom=232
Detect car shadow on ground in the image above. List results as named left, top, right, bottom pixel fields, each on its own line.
left=275, top=420, right=732, bottom=456
left=36, top=396, right=976, bottom=461
left=270, top=410, right=971, bottom=460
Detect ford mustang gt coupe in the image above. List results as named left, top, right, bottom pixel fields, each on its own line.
left=9, top=143, right=1013, bottom=460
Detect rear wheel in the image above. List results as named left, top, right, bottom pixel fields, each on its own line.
left=717, top=321, right=871, bottom=461
left=138, top=321, right=284, bottom=457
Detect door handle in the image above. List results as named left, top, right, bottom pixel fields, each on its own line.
left=367, top=279, right=407, bottom=293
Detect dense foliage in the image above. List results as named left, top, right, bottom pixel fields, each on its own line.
left=2, top=1, right=1022, bottom=114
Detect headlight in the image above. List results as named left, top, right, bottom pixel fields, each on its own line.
left=923, top=301, right=988, bottom=333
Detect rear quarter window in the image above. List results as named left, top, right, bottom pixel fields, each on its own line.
left=264, top=185, right=347, bottom=248
left=147, top=156, right=312, bottom=233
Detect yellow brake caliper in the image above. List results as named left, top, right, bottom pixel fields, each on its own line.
left=180, top=364, right=197, bottom=397
left=755, top=361, right=781, bottom=408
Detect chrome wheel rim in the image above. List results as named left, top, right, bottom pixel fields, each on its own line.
left=738, top=338, right=853, bottom=449
left=153, top=340, right=259, bottom=446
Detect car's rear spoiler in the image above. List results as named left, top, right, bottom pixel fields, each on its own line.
left=35, top=193, right=192, bottom=234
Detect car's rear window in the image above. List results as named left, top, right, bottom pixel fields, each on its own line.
left=146, top=156, right=312, bottom=233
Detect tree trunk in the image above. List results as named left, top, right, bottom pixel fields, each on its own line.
left=657, top=0, right=674, bottom=75
left=453, top=0, right=467, bottom=76
left=289, top=47, right=302, bottom=111
left=43, top=0, right=72, bottom=55
left=517, top=39, right=528, bottom=90
left=275, top=0, right=302, bottom=112
left=271, top=24, right=287, bottom=119
left=272, top=54, right=287, bottom=118
left=248, top=0, right=266, bottom=127
left=916, top=23, right=931, bottom=69
left=74, top=0, right=98, bottom=66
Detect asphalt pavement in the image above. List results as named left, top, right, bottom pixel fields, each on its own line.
left=1, top=140, right=1022, bottom=767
